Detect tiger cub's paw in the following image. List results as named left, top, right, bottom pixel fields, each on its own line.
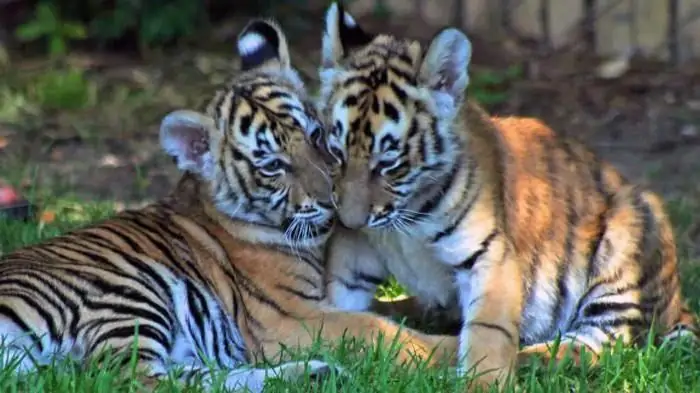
left=518, top=340, right=599, bottom=368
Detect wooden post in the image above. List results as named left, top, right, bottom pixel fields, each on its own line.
left=582, top=0, right=597, bottom=53
left=539, top=0, right=551, bottom=46
left=667, top=0, right=679, bottom=65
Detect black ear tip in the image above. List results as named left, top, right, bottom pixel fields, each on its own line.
left=336, top=1, right=346, bottom=15
left=240, top=20, right=278, bottom=39
left=237, top=19, right=282, bottom=71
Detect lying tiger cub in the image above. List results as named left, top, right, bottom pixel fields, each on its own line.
left=0, top=18, right=458, bottom=392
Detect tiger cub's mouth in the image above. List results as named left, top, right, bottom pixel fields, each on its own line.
left=282, top=205, right=336, bottom=244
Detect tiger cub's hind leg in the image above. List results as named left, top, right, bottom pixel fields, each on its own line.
left=519, top=187, right=693, bottom=368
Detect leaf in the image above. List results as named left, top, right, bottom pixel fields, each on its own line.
left=14, top=22, right=48, bottom=41
left=0, top=136, right=9, bottom=150
left=49, top=36, right=67, bottom=57
left=35, top=3, right=58, bottom=26
left=61, top=22, right=87, bottom=40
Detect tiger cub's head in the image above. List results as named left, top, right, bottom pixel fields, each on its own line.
left=159, top=19, right=335, bottom=245
left=316, top=2, right=472, bottom=230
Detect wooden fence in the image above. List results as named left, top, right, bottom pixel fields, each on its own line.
left=345, top=0, right=700, bottom=64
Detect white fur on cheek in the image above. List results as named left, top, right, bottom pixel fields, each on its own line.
left=237, top=32, right=266, bottom=56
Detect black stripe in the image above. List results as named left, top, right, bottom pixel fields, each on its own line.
left=389, top=82, right=407, bottom=101
left=332, top=275, right=374, bottom=292
left=388, top=66, right=415, bottom=84
left=291, top=274, right=320, bottom=290
left=210, top=315, right=223, bottom=363
left=88, top=324, right=168, bottom=357
left=353, top=271, right=385, bottom=286
left=225, top=260, right=294, bottom=318
left=263, top=90, right=292, bottom=101
left=0, top=269, right=85, bottom=335
left=419, top=158, right=462, bottom=215
left=6, top=291, right=61, bottom=343
left=136, top=347, right=165, bottom=362
left=274, top=246, right=324, bottom=278
left=433, top=161, right=478, bottom=243
left=81, top=230, right=143, bottom=254
left=221, top=319, right=246, bottom=362
left=466, top=321, right=515, bottom=344
left=576, top=316, right=645, bottom=330
left=71, top=243, right=175, bottom=320
left=275, top=284, right=323, bottom=301
left=85, top=298, right=172, bottom=339
left=0, top=304, right=43, bottom=352
left=548, top=140, right=574, bottom=332
left=433, top=122, right=444, bottom=155
left=186, top=282, right=209, bottom=344
left=0, top=274, right=68, bottom=326
left=582, top=301, right=644, bottom=318
left=117, top=218, right=194, bottom=278
left=45, top=242, right=113, bottom=266
left=454, top=231, right=499, bottom=270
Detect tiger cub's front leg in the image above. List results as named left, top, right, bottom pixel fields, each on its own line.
left=326, top=228, right=442, bottom=324
left=325, top=226, right=389, bottom=311
left=455, top=244, right=523, bottom=390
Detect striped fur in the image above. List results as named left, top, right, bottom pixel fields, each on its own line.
left=0, top=19, right=458, bottom=392
left=316, top=2, right=699, bottom=390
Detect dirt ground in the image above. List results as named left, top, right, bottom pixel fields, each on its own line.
left=2, top=16, right=700, bottom=232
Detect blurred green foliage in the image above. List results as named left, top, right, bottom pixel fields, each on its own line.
left=87, top=0, right=207, bottom=49
left=29, top=67, right=95, bottom=110
left=13, top=0, right=211, bottom=52
left=10, top=1, right=363, bottom=55
left=7, top=0, right=519, bottom=108
left=469, top=65, right=523, bottom=106
left=15, top=3, right=87, bottom=58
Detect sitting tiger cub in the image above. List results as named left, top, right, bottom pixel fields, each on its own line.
left=315, top=2, right=699, bottom=390
left=0, top=19, right=458, bottom=392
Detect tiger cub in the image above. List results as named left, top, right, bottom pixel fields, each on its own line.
left=315, top=2, right=698, bottom=389
left=0, top=19, right=458, bottom=392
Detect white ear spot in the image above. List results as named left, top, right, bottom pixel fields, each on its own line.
left=237, top=32, right=266, bottom=57
left=343, top=13, right=356, bottom=27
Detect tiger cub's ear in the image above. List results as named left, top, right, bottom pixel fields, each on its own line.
left=321, top=1, right=375, bottom=69
left=419, top=27, right=472, bottom=112
left=159, top=110, right=217, bottom=180
left=237, top=19, right=292, bottom=72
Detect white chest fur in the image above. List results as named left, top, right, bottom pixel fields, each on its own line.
left=365, top=230, right=458, bottom=309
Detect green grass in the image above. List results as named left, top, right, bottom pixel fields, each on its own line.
left=0, top=198, right=700, bottom=392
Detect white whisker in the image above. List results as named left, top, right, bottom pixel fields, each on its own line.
left=395, top=208, right=436, bottom=226
left=284, top=218, right=306, bottom=262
